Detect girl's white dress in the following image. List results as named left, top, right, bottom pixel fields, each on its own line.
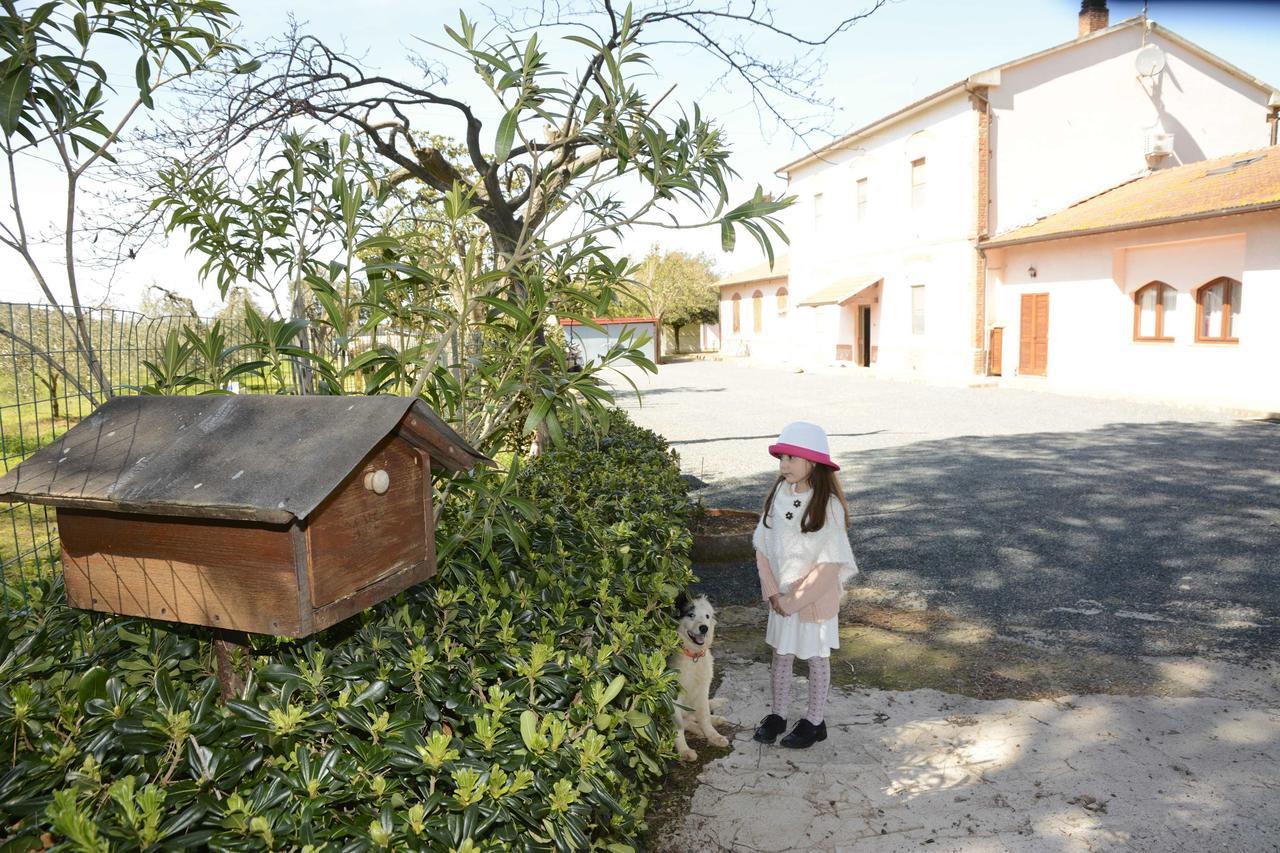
left=752, top=482, right=858, bottom=659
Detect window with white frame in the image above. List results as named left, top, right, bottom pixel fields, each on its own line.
left=911, top=285, right=925, bottom=335
left=910, top=158, right=926, bottom=210
left=813, top=192, right=825, bottom=228
left=856, top=178, right=868, bottom=222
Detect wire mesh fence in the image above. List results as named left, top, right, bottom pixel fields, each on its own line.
left=0, top=302, right=252, bottom=612
left=0, top=300, right=444, bottom=622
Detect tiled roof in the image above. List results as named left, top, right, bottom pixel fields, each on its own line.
left=982, top=146, right=1280, bottom=248
left=797, top=275, right=883, bottom=307
left=559, top=316, right=656, bottom=326
left=0, top=396, right=488, bottom=524
left=718, top=255, right=789, bottom=287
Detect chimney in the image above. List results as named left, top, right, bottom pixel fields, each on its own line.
left=1079, top=0, right=1109, bottom=37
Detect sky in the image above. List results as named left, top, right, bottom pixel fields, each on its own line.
left=3, top=0, right=1279, bottom=315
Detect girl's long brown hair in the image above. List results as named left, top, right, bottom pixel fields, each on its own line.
left=761, top=463, right=849, bottom=533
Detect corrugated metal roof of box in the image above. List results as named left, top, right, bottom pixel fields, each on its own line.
left=0, top=395, right=489, bottom=524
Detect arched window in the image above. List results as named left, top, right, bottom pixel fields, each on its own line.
left=1195, top=277, right=1241, bottom=342
left=731, top=293, right=741, bottom=334
left=752, top=290, right=764, bottom=334
left=777, top=287, right=789, bottom=316
left=1133, top=281, right=1176, bottom=341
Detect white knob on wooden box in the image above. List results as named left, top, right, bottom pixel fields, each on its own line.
left=364, top=469, right=390, bottom=494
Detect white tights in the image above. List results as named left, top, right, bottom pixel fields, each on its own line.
left=771, top=652, right=831, bottom=725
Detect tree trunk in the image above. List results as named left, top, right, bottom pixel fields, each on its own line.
left=35, top=371, right=60, bottom=419
left=290, top=276, right=315, bottom=394
left=212, top=628, right=250, bottom=703
left=488, top=219, right=553, bottom=455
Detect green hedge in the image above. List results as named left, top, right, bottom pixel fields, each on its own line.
left=0, top=413, right=694, bottom=851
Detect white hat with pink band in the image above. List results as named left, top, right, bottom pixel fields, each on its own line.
left=767, top=421, right=840, bottom=471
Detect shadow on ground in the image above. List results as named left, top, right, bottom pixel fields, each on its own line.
left=687, top=419, right=1280, bottom=665
left=650, top=417, right=1280, bottom=851
left=667, top=429, right=886, bottom=448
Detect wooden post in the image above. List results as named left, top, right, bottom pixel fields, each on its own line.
left=212, top=628, right=251, bottom=702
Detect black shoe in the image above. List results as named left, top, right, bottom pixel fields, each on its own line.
left=753, top=714, right=787, bottom=743
left=780, top=718, right=827, bottom=749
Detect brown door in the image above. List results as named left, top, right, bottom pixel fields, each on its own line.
left=1019, top=293, right=1049, bottom=376
left=860, top=306, right=872, bottom=366
left=988, top=327, right=1003, bottom=376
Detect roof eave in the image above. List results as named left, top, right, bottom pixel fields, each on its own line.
left=777, top=83, right=967, bottom=177
left=4, top=492, right=297, bottom=525
left=1150, top=23, right=1278, bottom=96
left=402, top=401, right=493, bottom=472
left=717, top=272, right=788, bottom=289
left=974, top=15, right=1144, bottom=78
left=979, top=200, right=1280, bottom=249
left=777, top=17, right=1157, bottom=179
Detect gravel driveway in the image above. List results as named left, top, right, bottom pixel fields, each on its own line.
left=615, top=360, right=1280, bottom=662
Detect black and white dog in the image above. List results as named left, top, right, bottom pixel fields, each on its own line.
left=670, top=592, right=730, bottom=761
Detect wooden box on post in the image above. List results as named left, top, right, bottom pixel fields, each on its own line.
left=0, top=395, right=489, bottom=638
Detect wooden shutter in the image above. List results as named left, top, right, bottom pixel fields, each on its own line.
left=1019, top=295, right=1034, bottom=373
left=1019, top=293, right=1049, bottom=376
left=1033, top=293, right=1049, bottom=374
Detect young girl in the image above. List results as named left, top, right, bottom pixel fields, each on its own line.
left=751, top=421, right=858, bottom=749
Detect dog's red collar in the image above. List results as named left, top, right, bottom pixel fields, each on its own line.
left=680, top=647, right=706, bottom=661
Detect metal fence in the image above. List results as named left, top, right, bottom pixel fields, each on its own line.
left=0, top=301, right=443, bottom=616
left=0, top=302, right=250, bottom=611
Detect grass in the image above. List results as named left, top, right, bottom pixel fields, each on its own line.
left=0, top=406, right=88, bottom=461
left=713, top=598, right=1215, bottom=702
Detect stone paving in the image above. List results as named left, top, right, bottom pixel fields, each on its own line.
left=663, top=610, right=1280, bottom=853
left=618, top=360, right=1280, bottom=662
left=624, top=360, right=1280, bottom=852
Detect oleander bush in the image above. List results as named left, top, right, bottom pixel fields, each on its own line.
left=0, top=413, right=694, bottom=851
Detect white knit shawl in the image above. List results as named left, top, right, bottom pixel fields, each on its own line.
left=752, top=482, right=859, bottom=592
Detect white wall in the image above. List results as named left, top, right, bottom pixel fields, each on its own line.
left=990, top=26, right=1274, bottom=235
left=718, top=278, right=790, bottom=358
left=991, top=212, right=1280, bottom=412
left=781, top=94, right=980, bottom=375
left=699, top=323, right=721, bottom=353
left=744, top=19, right=1275, bottom=382
left=787, top=94, right=977, bottom=291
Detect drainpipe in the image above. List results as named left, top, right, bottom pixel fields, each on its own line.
left=967, top=76, right=996, bottom=377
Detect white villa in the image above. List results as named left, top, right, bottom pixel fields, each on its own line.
left=719, top=0, right=1280, bottom=412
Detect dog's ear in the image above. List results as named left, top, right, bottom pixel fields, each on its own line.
left=674, top=591, right=689, bottom=616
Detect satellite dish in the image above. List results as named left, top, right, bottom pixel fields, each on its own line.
left=1135, top=44, right=1166, bottom=77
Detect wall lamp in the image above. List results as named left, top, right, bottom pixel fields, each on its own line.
left=1028, top=265, right=1038, bottom=279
